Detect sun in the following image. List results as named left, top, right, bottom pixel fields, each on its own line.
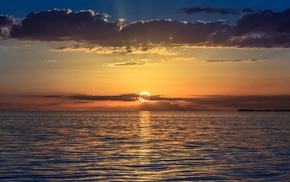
left=139, top=91, right=150, bottom=102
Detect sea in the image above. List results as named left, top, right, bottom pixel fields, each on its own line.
left=0, top=111, right=290, bottom=181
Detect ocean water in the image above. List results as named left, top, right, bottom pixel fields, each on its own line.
left=0, top=111, right=290, bottom=181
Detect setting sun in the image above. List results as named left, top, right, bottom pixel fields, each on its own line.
left=139, top=92, right=150, bottom=102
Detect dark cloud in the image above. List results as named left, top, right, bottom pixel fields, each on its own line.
left=224, top=32, right=290, bottom=48
left=179, top=7, right=238, bottom=15
left=57, top=94, right=139, bottom=101
left=2, top=8, right=290, bottom=48
left=242, top=8, right=255, bottom=13
left=120, top=19, right=229, bottom=44
left=191, top=95, right=290, bottom=110
left=44, top=94, right=167, bottom=102
left=8, top=9, right=229, bottom=46
left=10, top=9, right=120, bottom=41
left=46, top=94, right=171, bottom=102
left=2, top=94, right=289, bottom=111
left=43, top=94, right=290, bottom=111
left=149, top=95, right=290, bottom=110
left=149, top=95, right=290, bottom=111
left=178, top=7, right=255, bottom=15
left=43, top=94, right=192, bottom=111
left=0, top=15, right=14, bottom=27
left=0, top=15, right=16, bottom=37
left=234, top=9, right=290, bottom=35
left=65, top=94, right=139, bottom=102
left=224, top=9, right=290, bottom=48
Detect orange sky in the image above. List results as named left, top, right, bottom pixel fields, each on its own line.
left=1, top=2, right=290, bottom=111
left=1, top=41, right=290, bottom=111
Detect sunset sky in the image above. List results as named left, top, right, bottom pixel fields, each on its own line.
left=1, top=0, right=290, bottom=111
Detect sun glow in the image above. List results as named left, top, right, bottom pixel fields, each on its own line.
left=139, top=91, right=150, bottom=102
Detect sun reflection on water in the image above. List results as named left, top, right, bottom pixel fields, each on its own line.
left=136, top=111, right=157, bottom=180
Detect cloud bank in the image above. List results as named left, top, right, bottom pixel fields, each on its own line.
left=1, top=94, right=290, bottom=111
left=45, top=93, right=139, bottom=101
left=41, top=94, right=290, bottom=111
left=2, top=8, right=290, bottom=49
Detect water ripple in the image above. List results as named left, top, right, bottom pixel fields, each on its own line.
left=0, top=111, right=290, bottom=181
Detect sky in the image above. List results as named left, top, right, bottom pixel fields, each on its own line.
left=1, top=0, right=290, bottom=111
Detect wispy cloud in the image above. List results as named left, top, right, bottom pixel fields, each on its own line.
left=106, top=59, right=158, bottom=67
left=204, top=58, right=264, bottom=63
left=44, top=59, right=61, bottom=63
left=53, top=43, right=178, bottom=55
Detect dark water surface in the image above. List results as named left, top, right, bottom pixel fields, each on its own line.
left=0, top=111, right=290, bottom=181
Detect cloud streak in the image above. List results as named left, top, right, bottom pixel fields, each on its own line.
left=45, top=94, right=139, bottom=102
left=42, top=94, right=290, bottom=111
left=204, top=58, right=264, bottom=63
left=2, top=94, right=290, bottom=111
left=52, top=43, right=178, bottom=55
left=2, top=8, right=290, bottom=49
left=178, top=7, right=255, bottom=15
left=106, top=59, right=158, bottom=67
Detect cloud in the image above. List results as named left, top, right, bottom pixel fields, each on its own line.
left=169, top=58, right=264, bottom=63
left=10, top=9, right=120, bottom=41
left=0, top=15, right=15, bottom=27
left=1, top=8, right=290, bottom=49
left=41, top=94, right=290, bottom=111
left=224, top=9, right=290, bottom=48
left=120, top=19, right=229, bottom=45
left=149, top=95, right=290, bottom=110
left=204, top=58, right=264, bottom=63
left=66, top=94, right=139, bottom=102
left=106, top=59, right=158, bottom=67
left=235, top=9, right=290, bottom=35
left=3, top=94, right=290, bottom=111
left=44, top=59, right=60, bottom=63
left=42, top=94, right=193, bottom=111
left=53, top=43, right=178, bottom=55
left=178, top=7, right=255, bottom=15
left=178, top=8, right=290, bottom=48
left=108, top=61, right=146, bottom=66
left=172, top=57, right=196, bottom=61
left=0, top=15, right=17, bottom=38
left=7, top=9, right=229, bottom=47
left=191, top=95, right=290, bottom=110
left=46, top=94, right=171, bottom=102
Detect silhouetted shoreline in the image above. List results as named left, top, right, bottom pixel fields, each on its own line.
left=238, top=109, right=290, bottom=112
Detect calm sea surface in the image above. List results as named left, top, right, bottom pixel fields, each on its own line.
left=0, top=111, right=290, bottom=181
